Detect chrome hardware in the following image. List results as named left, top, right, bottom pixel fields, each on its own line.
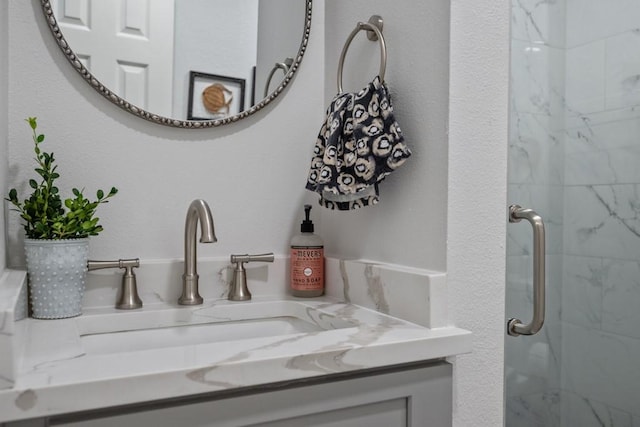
left=365, top=15, right=384, bottom=41
left=507, top=205, right=546, bottom=337
left=264, top=57, right=294, bottom=97
left=87, top=258, right=142, bottom=309
left=337, top=15, right=387, bottom=93
left=179, top=199, right=217, bottom=305
left=228, top=253, right=275, bottom=301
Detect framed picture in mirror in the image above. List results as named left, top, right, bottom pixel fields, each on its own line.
left=187, top=71, right=246, bottom=120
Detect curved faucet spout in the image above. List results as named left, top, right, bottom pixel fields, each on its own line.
left=179, top=199, right=217, bottom=305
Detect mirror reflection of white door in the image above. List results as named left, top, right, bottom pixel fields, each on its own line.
left=50, top=0, right=175, bottom=117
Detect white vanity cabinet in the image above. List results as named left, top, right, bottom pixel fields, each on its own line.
left=7, top=362, right=451, bottom=427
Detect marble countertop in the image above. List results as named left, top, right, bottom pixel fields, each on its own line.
left=0, top=258, right=472, bottom=422
left=0, top=295, right=470, bottom=422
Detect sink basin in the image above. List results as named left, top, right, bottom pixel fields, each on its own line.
left=82, top=317, right=324, bottom=355
left=78, top=300, right=355, bottom=355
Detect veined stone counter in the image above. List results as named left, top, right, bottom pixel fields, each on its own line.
left=0, top=258, right=471, bottom=423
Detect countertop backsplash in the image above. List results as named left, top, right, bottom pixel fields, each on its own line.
left=80, top=256, right=449, bottom=328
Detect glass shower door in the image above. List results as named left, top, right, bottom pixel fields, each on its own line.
left=506, top=1, right=640, bottom=426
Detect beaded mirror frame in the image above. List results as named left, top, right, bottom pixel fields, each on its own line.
left=40, top=0, right=312, bottom=129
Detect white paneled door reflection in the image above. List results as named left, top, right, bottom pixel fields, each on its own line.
left=50, top=0, right=175, bottom=117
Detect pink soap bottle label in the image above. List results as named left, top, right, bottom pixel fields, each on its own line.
left=290, top=246, right=324, bottom=291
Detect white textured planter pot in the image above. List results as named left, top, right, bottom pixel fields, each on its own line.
left=24, top=238, right=89, bottom=319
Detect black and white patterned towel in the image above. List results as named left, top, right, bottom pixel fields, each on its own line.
left=305, top=76, right=411, bottom=210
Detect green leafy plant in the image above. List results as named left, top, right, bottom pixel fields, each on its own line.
left=6, top=117, right=118, bottom=239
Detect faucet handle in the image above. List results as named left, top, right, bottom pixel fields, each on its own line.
left=230, top=253, right=275, bottom=264
left=87, top=258, right=142, bottom=310
left=228, top=253, right=275, bottom=301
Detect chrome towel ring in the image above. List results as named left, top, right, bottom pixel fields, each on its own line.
left=337, top=15, right=387, bottom=93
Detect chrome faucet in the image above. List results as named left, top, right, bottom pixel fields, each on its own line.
left=179, top=199, right=217, bottom=305
left=228, top=253, right=275, bottom=301
left=87, top=258, right=142, bottom=310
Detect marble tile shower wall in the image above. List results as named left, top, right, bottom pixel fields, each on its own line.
left=561, top=0, right=640, bottom=425
left=508, top=1, right=640, bottom=426
left=506, top=1, right=566, bottom=426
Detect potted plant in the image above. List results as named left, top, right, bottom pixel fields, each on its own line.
left=6, top=117, right=117, bottom=319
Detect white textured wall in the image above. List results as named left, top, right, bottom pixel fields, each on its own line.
left=6, top=0, right=324, bottom=267
left=173, top=0, right=259, bottom=117
left=255, top=0, right=306, bottom=102
left=322, top=1, right=450, bottom=271
left=4, top=0, right=511, bottom=424
left=448, top=1, right=510, bottom=426
left=323, top=2, right=510, bottom=426
left=0, top=0, right=8, bottom=271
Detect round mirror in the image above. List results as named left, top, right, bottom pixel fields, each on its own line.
left=41, top=0, right=312, bottom=128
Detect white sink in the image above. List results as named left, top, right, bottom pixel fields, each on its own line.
left=78, top=300, right=355, bottom=355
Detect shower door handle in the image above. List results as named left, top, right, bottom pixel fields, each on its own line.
left=507, top=205, right=546, bottom=337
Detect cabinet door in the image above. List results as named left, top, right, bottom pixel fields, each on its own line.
left=255, top=398, right=407, bottom=427
left=49, top=362, right=452, bottom=427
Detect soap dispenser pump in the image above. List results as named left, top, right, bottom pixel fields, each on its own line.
left=290, top=205, right=324, bottom=297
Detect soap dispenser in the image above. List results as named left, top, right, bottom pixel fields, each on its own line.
left=290, top=205, right=324, bottom=297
